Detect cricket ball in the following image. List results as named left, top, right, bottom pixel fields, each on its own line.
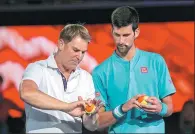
left=137, top=95, right=149, bottom=105
left=85, top=103, right=96, bottom=114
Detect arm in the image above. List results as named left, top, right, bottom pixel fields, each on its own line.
left=84, top=69, right=143, bottom=131
left=141, top=94, right=174, bottom=117
left=157, top=55, right=176, bottom=117
left=83, top=107, right=117, bottom=131
left=20, top=63, right=86, bottom=116
left=83, top=95, right=143, bottom=131
left=81, top=72, right=116, bottom=131
left=161, top=95, right=173, bottom=117
left=20, top=80, right=71, bottom=112
left=97, top=94, right=143, bottom=129
left=97, top=107, right=117, bottom=129
left=141, top=55, right=176, bottom=117
left=83, top=69, right=117, bottom=131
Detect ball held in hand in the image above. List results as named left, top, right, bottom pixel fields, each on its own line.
left=137, top=95, right=149, bottom=105
left=85, top=103, right=96, bottom=114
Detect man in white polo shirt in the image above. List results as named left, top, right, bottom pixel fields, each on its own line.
left=19, top=24, right=97, bottom=133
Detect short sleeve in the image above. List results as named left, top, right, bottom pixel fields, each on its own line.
left=92, top=70, right=110, bottom=111
left=22, top=63, right=43, bottom=88
left=156, top=55, right=176, bottom=99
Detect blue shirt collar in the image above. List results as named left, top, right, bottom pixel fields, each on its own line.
left=112, top=48, right=141, bottom=71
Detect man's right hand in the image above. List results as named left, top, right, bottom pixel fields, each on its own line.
left=65, top=100, right=88, bottom=117
left=122, top=94, right=144, bottom=112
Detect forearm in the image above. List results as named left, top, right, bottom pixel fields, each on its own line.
left=98, top=111, right=117, bottom=129
left=20, top=87, right=69, bottom=112
left=160, top=96, right=174, bottom=117
left=162, top=102, right=173, bottom=117
left=83, top=111, right=117, bottom=131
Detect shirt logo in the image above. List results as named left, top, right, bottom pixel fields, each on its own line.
left=95, top=92, right=100, bottom=97
left=141, top=67, right=148, bottom=73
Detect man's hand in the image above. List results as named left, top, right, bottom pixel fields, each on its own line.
left=66, top=100, right=88, bottom=117
left=122, top=94, right=144, bottom=112
left=140, top=96, right=162, bottom=114
left=81, top=95, right=103, bottom=131
left=88, top=98, right=104, bottom=116
left=78, top=96, right=104, bottom=116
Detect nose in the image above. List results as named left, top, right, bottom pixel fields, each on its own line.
left=75, top=51, right=82, bottom=60
left=119, top=36, right=125, bottom=44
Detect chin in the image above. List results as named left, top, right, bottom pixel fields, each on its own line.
left=118, top=49, right=129, bottom=55
left=69, top=65, right=78, bottom=70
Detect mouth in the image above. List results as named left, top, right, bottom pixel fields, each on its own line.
left=72, top=60, right=79, bottom=65
left=118, top=44, right=127, bottom=48
left=118, top=45, right=126, bottom=48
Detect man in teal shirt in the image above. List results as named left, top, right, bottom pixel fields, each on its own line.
left=86, top=6, right=176, bottom=133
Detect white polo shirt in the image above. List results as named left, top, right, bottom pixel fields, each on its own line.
left=22, top=54, right=95, bottom=133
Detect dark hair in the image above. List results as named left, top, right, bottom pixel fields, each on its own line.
left=59, top=24, right=91, bottom=44
left=111, top=6, right=139, bottom=31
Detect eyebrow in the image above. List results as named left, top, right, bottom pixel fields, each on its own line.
left=114, top=32, right=131, bottom=36
left=72, top=46, right=87, bottom=52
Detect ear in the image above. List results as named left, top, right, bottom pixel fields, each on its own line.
left=134, top=28, right=140, bottom=39
left=58, top=39, right=65, bottom=51
left=111, top=25, right=116, bottom=35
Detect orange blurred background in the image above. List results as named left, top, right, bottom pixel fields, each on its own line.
left=0, top=22, right=194, bottom=117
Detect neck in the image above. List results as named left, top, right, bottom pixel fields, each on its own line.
left=54, top=53, right=72, bottom=79
left=116, top=44, right=136, bottom=61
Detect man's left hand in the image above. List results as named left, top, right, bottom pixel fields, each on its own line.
left=140, top=96, right=162, bottom=114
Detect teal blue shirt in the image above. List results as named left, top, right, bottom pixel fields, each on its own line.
left=92, top=48, right=176, bottom=133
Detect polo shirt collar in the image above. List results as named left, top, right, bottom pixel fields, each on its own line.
left=47, top=54, right=58, bottom=69
left=112, top=47, right=141, bottom=71
left=46, top=54, right=81, bottom=79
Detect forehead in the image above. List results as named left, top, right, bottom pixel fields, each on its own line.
left=112, top=24, right=133, bottom=34
left=67, top=36, right=88, bottom=50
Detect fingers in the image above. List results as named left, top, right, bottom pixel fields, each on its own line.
left=146, top=99, right=155, bottom=104
left=90, top=103, right=104, bottom=115
left=132, top=99, right=141, bottom=108
left=86, top=98, right=102, bottom=107
left=76, top=100, right=89, bottom=108
left=146, top=97, right=159, bottom=104
left=84, top=100, right=91, bottom=106
left=95, top=103, right=104, bottom=111
left=96, top=99, right=102, bottom=106
left=148, top=96, right=158, bottom=100
left=139, top=104, right=157, bottom=114
left=141, top=108, right=157, bottom=113
left=91, top=99, right=96, bottom=105
left=78, top=96, right=93, bottom=106
left=77, top=101, right=85, bottom=107
left=141, top=104, right=157, bottom=110
left=86, top=99, right=92, bottom=106
left=92, top=99, right=101, bottom=106
left=135, top=105, right=142, bottom=110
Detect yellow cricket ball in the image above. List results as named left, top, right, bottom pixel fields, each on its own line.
left=85, top=103, right=96, bottom=114
left=137, top=95, right=149, bottom=105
